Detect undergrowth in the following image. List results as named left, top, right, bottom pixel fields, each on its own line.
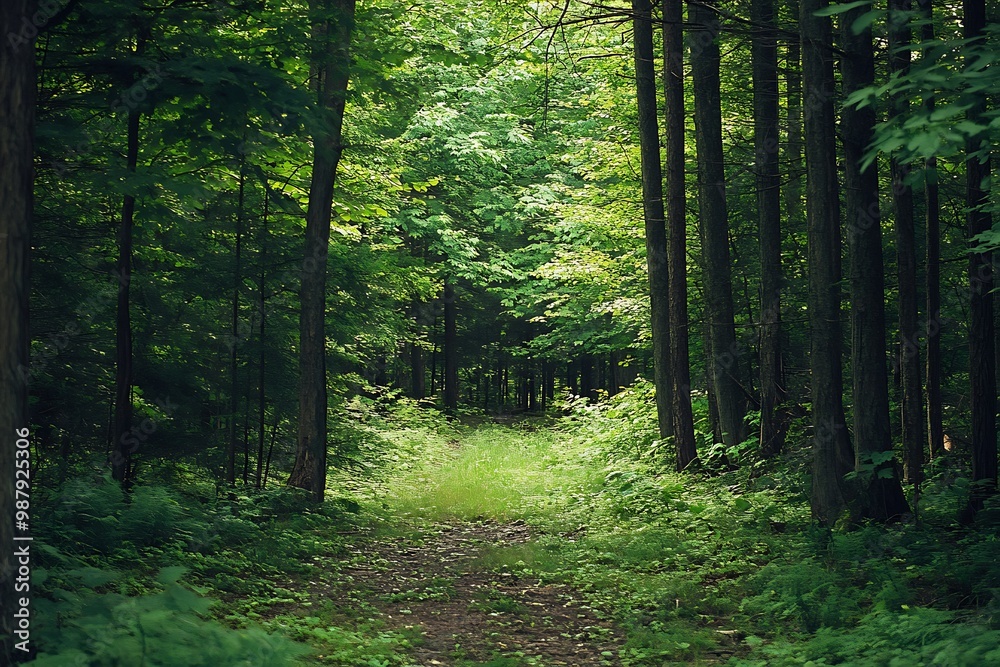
left=28, top=387, right=1000, bottom=666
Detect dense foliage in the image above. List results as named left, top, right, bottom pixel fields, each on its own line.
left=1, top=0, right=998, bottom=663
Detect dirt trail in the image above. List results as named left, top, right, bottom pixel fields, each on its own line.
left=336, top=520, right=621, bottom=666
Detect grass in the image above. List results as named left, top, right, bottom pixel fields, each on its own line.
left=385, top=424, right=599, bottom=524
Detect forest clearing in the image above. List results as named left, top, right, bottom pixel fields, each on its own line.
left=2, top=0, right=1000, bottom=664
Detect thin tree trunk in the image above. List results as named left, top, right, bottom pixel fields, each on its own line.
left=443, top=278, right=458, bottom=412
left=919, top=0, right=942, bottom=461
left=802, top=0, right=854, bottom=524
left=753, top=0, right=785, bottom=457
left=0, top=1, right=37, bottom=658
left=289, top=0, right=357, bottom=501
left=663, top=0, right=698, bottom=469
left=411, top=303, right=426, bottom=399
left=112, top=101, right=141, bottom=487
left=263, top=415, right=278, bottom=489
left=841, top=4, right=909, bottom=521
left=964, top=0, right=997, bottom=519
left=633, top=0, right=674, bottom=442
left=228, top=152, right=246, bottom=487
left=256, top=179, right=269, bottom=490
left=689, top=0, right=746, bottom=448
left=888, top=0, right=924, bottom=488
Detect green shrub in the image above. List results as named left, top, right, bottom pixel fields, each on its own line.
left=29, top=566, right=309, bottom=667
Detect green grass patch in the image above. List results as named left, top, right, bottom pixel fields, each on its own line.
left=386, top=424, right=599, bottom=524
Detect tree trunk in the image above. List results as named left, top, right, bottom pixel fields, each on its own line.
left=753, top=0, right=785, bottom=457
left=0, top=1, right=37, bottom=658
left=841, top=4, right=910, bottom=521
left=689, top=0, right=746, bottom=448
left=663, top=0, right=698, bottom=469
left=964, top=0, right=997, bottom=519
left=443, top=278, right=459, bottom=412
left=633, top=0, right=674, bottom=442
left=227, top=152, right=246, bottom=488
left=112, top=103, right=141, bottom=487
left=289, top=0, right=356, bottom=502
left=411, top=304, right=426, bottom=399
left=887, top=0, right=924, bottom=488
left=802, top=0, right=854, bottom=524
left=256, top=179, right=270, bottom=490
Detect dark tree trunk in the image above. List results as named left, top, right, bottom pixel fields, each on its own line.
left=785, top=0, right=803, bottom=229
left=580, top=353, right=597, bottom=402
left=112, top=103, right=141, bottom=487
left=411, top=305, right=426, bottom=399
left=227, top=153, right=246, bottom=488
left=802, top=0, right=854, bottom=524
left=664, top=0, right=698, bottom=470
left=0, top=1, right=37, bottom=658
left=689, top=0, right=746, bottom=448
left=889, top=0, right=924, bottom=487
left=256, top=180, right=270, bottom=490
left=753, top=0, right=785, bottom=457
left=443, top=278, right=458, bottom=412
left=430, top=315, right=438, bottom=396
left=964, top=0, right=997, bottom=518
left=289, top=0, right=356, bottom=501
left=633, top=0, right=674, bottom=440
left=841, top=5, right=910, bottom=521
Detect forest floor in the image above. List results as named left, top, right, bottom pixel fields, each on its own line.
left=327, top=519, right=623, bottom=666
left=265, top=417, right=743, bottom=666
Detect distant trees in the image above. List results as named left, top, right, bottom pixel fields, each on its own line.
left=3, top=0, right=996, bottom=527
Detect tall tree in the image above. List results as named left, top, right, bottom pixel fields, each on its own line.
left=689, top=0, right=746, bottom=448
left=289, top=0, right=357, bottom=501
left=841, top=3, right=909, bottom=521
left=664, top=0, right=698, bottom=469
left=917, top=0, right=943, bottom=461
left=228, top=151, right=247, bottom=488
left=752, top=0, right=785, bottom=456
left=963, top=0, right=997, bottom=518
left=888, top=0, right=923, bottom=487
left=632, top=0, right=674, bottom=443
left=112, top=32, right=147, bottom=487
left=1, top=0, right=37, bottom=659
left=802, top=0, right=854, bottom=523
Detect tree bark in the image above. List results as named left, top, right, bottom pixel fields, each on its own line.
left=227, top=151, right=246, bottom=488
left=0, top=0, right=37, bottom=659
left=841, top=3, right=910, bottom=521
left=663, top=0, right=698, bottom=469
left=112, top=102, right=141, bottom=487
left=753, top=0, right=785, bottom=457
left=633, top=0, right=674, bottom=442
left=963, top=0, right=997, bottom=519
left=802, top=0, right=854, bottom=524
left=689, top=0, right=746, bottom=448
left=887, top=0, right=924, bottom=488
left=289, top=0, right=356, bottom=501
left=256, top=180, right=269, bottom=490
left=912, top=0, right=943, bottom=462
left=443, top=278, right=459, bottom=412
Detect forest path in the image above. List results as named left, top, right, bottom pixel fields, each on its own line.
left=330, top=518, right=622, bottom=666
